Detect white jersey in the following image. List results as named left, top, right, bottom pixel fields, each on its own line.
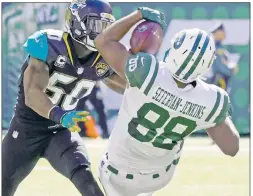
left=107, top=52, right=230, bottom=172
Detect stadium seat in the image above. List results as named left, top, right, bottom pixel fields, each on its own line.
left=232, top=6, right=250, bottom=18
left=235, top=117, right=250, bottom=134
left=112, top=6, right=122, bottom=20
left=191, top=7, right=208, bottom=19
left=172, top=7, right=186, bottom=19
left=212, top=6, right=229, bottom=18
left=235, top=61, right=249, bottom=81
left=234, top=88, right=249, bottom=108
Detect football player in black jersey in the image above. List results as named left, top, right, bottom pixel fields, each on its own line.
left=2, top=1, right=126, bottom=195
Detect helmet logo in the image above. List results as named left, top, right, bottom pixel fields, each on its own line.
left=77, top=0, right=87, bottom=4
left=96, top=63, right=110, bottom=77
left=137, top=25, right=148, bottom=32
left=174, top=32, right=186, bottom=50
left=71, top=0, right=87, bottom=10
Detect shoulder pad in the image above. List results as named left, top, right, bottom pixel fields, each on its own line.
left=23, top=31, right=48, bottom=62
left=42, top=29, right=64, bottom=41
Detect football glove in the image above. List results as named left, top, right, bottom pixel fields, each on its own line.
left=49, top=106, right=89, bottom=132
left=61, top=111, right=89, bottom=132
left=138, top=7, right=167, bottom=30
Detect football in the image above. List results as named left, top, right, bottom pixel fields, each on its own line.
left=130, top=21, right=164, bottom=55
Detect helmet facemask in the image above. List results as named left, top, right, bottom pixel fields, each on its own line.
left=69, top=12, right=115, bottom=51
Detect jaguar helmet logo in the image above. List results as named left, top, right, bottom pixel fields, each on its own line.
left=96, top=63, right=109, bottom=77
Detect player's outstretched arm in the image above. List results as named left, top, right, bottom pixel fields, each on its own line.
left=24, top=57, right=53, bottom=118
left=95, top=11, right=142, bottom=79
left=206, top=117, right=240, bottom=157
left=95, top=7, right=166, bottom=79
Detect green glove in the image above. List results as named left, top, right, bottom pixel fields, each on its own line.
left=138, top=7, right=167, bottom=30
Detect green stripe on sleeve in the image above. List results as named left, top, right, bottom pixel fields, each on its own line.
left=205, top=90, right=221, bottom=122
left=214, top=93, right=229, bottom=124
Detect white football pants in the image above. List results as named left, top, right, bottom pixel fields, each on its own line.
left=98, top=155, right=178, bottom=196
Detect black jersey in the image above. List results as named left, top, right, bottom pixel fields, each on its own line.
left=14, top=29, right=113, bottom=129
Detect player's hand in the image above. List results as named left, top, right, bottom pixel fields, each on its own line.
left=60, top=111, right=89, bottom=132
left=138, top=7, right=167, bottom=30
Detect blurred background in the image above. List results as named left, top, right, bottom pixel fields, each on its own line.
left=1, top=2, right=250, bottom=196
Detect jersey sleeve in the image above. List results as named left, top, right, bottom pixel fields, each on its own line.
left=206, top=86, right=232, bottom=125
left=23, top=31, right=49, bottom=62
left=125, top=52, right=159, bottom=95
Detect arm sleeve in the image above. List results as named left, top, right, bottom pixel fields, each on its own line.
left=125, top=52, right=159, bottom=95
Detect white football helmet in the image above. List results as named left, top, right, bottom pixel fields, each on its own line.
left=164, top=28, right=216, bottom=83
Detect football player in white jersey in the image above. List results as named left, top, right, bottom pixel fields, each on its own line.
left=94, top=7, right=240, bottom=196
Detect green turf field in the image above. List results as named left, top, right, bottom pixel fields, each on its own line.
left=14, top=137, right=249, bottom=196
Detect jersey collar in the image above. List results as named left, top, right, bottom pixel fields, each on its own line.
left=63, top=33, right=78, bottom=66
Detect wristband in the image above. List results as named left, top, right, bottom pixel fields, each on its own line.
left=48, top=106, right=66, bottom=124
